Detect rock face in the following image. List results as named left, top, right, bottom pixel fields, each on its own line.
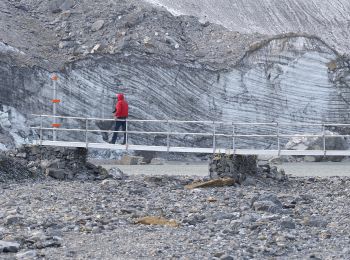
left=145, top=0, right=350, bottom=55
left=1, top=0, right=350, bottom=150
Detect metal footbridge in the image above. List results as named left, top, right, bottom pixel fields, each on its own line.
left=30, top=114, right=350, bottom=156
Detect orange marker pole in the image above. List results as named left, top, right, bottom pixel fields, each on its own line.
left=51, top=74, right=58, bottom=141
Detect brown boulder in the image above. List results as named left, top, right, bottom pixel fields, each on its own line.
left=185, top=178, right=235, bottom=189
left=135, top=217, right=179, bottom=227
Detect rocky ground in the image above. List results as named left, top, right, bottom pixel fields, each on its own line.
left=1, top=172, right=350, bottom=259
left=1, top=0, right=264, bottom=71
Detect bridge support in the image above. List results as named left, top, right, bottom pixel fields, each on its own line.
left=209, top=154, right=257, bottom=183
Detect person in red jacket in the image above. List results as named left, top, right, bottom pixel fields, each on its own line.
left=110, top=93, right=129, bottom=145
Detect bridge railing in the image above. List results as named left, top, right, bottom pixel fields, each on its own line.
left=29, top=114, right=350, bottom=155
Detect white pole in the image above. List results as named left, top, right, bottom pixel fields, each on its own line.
left=51, top=74, right=58, bottom=141
left=213, top=122, right=216, bottom=154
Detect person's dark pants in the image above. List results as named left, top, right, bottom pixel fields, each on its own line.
left=111, top=117, right=127, bottom=144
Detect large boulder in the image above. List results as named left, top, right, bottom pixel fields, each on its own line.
left=209, top=154, right=257, bottom=183
left=286, top=130, right=349, bottom=162
left=0, top=240, right=20, bottom=253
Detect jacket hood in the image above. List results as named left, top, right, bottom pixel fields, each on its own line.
left=117, top=93, right=124, bottom=101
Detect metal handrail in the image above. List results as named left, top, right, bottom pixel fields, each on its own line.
left=30, top=114, right=350, bottom=127
left=30, top=127, right=350, bottom=138
left=29, top=114, right=350, bottom=154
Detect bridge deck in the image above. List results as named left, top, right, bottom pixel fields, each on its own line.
left=33, top=140, right=350, bottom=156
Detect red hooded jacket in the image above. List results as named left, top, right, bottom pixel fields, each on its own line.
left=115, top=93, right=129, bottom=118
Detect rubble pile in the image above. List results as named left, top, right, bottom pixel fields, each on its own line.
left=0, top=154, right=37, bottom=183
left=209, top=154, right=287, bottom=183
left=0, top=146, right=108, bottom=182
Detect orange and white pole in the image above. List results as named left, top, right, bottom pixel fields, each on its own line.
left=51, top=74, right=60, bottom=141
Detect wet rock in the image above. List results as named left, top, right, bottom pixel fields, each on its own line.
left=251, top=193, right=283, bottom=213
left=35, top=238, right=62, bottom=249
left=5, top=215, right=23, bottom=225
left=251, top=193, right=283, bottom=207
left=183, top=214, right=206, bottom=226
left=59, top=41, right=75, bottom=49
left=46, top=168, right=66, bottom=180
left=302, top=216, right=328, bottom=228
left=252, top=200, right=282, bottom=213
left=100, top=179, right=120, bottom=189
left=150, top=158, right=166, bottom=165
left=165, top=36, right=180, bottom=49
left=280, top=217, right=296, bottom=229
left=0, top=227, right=4, bottom=239
left=91, top=20, right=105, bottom=32
left=304, top=156, right=317, bottom=162
left=16, top=250, right=37, bottom=259
left=15, top=153, right=26, bottom=159
left=120, top=155, right=144, bottom=165
left=0, top=240, right=20, bottom=253
left=108, top=167, right=125, bottom=180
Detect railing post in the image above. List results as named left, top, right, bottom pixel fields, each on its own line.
left=277, top=123, right=281, bottom=156
left=232, top=123, right=236, bottom=154
left=52, top=75, right=58, bottom=141
left=166, top=120, right=170, bottom=153
left=85, top=118, right=88, bottom=148
left=213, top=122, right=216, bottom=154
left=125, top=119, right=128, bottom=150
left=323, top=124, right=326, bottom=156
left=40, top=115, right=43, bottom=145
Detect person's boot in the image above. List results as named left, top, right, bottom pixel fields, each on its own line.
left=102, top=133, right=108, bottom=142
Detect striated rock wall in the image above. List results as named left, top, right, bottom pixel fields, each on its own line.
left=1, top=0, right=350, bottom=151
left=2, top=35, right=350, bottom=150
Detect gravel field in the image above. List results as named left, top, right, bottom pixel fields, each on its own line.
left=1, top=171, right=350, bottom=259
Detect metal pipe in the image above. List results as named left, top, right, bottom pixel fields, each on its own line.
left=212, top=122, right=216, bottom=154
left=85, top=118, right=88, bottom=148
left=31, top=114, right=350, bottom=128
left=323, top=124, right=326, bottom=156
left=232, top=123, right=236, bottom=154
left=30, top=126, right=350, bottom=138
left=277, top=123, right=281, bottom=157
left=126, top=119, right=128, bottom=150
left=53, top=79, right=57, bottom=141
left=167, top=120, right=170, bottom=153
left=40, top=115, right=43, bottom=145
